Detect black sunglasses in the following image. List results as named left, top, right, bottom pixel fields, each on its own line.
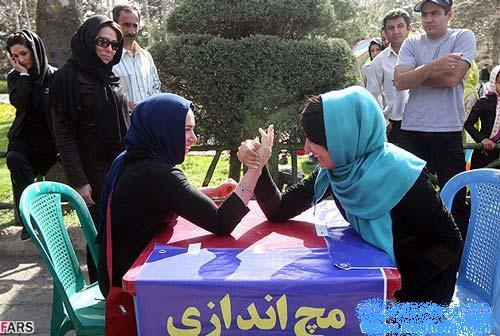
left=94, top=36, right=120, bottom=51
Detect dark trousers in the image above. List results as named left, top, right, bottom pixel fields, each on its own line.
left=7, top=137, right=57, bottom=228
left=398, top=131, right=470, bottom=240
left=81, top=150, right=121, bottom=284
left=388, top=120, right=402, bottom=144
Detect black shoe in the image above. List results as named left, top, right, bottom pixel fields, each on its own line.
left=20, top=229, right=31, bottom=241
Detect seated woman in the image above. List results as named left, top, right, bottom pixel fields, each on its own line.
left=238, top=86, right=463, bottom=305
left=5, top=30, right=58, bottom=240
left=464, top=64, right=500, bottom=169
left=97, top=93, right=273, bottom=297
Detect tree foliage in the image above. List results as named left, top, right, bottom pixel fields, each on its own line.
left=166, top=0, right=334, bottom=39
left=154, top=0, right=360, bottom=181
left=329, top=0, right=414, bottom=45
left=153, top=35, right=359, bottom=149
left=157, top=0, right=359, bottom=149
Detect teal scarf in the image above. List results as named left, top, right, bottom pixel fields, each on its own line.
left=314, top=86, right=425, bottom=262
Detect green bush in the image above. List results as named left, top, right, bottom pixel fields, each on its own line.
left=166, top=0, right=334, bottom=39
left=0, top=80, right=8, bottom=94
left=152, top=34, right=360, bottom=148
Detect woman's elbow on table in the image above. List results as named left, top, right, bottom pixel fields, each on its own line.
left=265, top=212, right=290, bottom=223
left=209, top=221, right=238, bottom=236
left=213, top=227, right=234, bottom=236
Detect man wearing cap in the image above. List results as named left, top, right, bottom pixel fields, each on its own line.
left=394, top=0, right=476, bottom=239
left=367, top=8, right=412, bottom=144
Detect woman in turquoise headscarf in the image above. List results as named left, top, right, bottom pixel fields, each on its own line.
left=238, top=86, right=463, bottom=305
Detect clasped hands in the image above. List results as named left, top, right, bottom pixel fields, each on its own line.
left=237, top=124, right=275, bottom=169
left=201, top=125, right=274, bottom=199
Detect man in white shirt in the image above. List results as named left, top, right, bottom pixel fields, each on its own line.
left=112, top=5, right=161, bottom=111
left=367, top=8, right=411, bottom=144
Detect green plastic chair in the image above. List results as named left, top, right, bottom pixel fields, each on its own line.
left=19, top=181, right=105, bottom=336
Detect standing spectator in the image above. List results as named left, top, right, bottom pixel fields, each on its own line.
left=478, top=63, right=491, bottom=97
left=381, top=29, right=390, bottom=48
left=360, top=38, right=385, bottom=87
left=395, top=0, right=476, bottom=239
left=463, top=60, right=479, bottom=118
left=112, top=5, right=161, bottom=112
left=480, top=64, right=490, bottom=82
left=464, top=65, right=500, bottom=169
left=367, top=9, right=412, bottom=144
left=50, top=15, right=130, bottom=282
left=5, top=30, right=58, bottom=240
left=462, top=60, right=480, bottom=162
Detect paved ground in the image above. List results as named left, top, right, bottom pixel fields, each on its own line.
left=0, top=226, right=87, bottom=336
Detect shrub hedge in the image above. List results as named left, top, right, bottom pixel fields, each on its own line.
left=152, top=34, right=360, bottom=149
left=166, top=0, right=334, bottom=39
left=0, top=80, right=8, bottom=94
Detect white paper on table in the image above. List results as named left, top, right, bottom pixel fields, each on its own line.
left=313, top=200, right=349, bottom=236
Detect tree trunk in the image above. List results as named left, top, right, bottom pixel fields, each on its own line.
left=202, top=150, right=222, bottom=187
left=22, top=0, right=31, bottom=30
left=267, top=145, right=279, bottom=182
left=228, top=149, right=241, bottom=182
left=143, top=0, right=152, bottom=46
left=14, top=1, right=20, bottom=31
left=36, top=0, right=82, bottom=67
left=495, top=15, right=500, bottom=65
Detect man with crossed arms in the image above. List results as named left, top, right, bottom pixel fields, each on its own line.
left=395, top=0, right=476, bottom=239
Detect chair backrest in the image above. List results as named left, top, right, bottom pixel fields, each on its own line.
left=19, top=182, right=98, bottom=318
left=440, top=168, right=500, bottom=306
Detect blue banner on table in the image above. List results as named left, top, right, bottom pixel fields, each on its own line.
left=135, top=245, right=387, bottom=335
left=324, top=227, right=396, bottom=270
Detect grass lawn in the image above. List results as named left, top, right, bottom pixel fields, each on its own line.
left=0, top=101, right=316, bottom=228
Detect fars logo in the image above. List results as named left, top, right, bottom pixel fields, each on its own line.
left=0, top=321, right=34, bottom=334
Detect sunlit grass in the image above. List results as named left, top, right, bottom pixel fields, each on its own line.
left=0, top=103, right=15, bottom=122
left=180, top=153, right=231, bottom=187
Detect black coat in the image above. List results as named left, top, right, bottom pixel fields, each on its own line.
left=464, top=94, right=500, bottom=168
left=7, top=66, right=57, bottom=141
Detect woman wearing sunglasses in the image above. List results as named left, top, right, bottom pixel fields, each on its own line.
left=5, top=30, right=58, bottom=240
left=51, top=15, right=130, bottom=283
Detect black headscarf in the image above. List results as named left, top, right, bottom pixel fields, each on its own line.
left=12, top=30, right=50, bottom=87
left=51, top=15, right=127, bottom=145
left=70, top=15, right=123, bottom=83
left=301, top=96, right=327, bottom=148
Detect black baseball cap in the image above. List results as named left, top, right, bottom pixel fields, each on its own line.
left=414, top=0, right=452, bottom=12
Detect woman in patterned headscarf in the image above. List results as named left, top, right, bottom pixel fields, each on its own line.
left=464, top=65, right=500, bottom=169
left=360, top=38, right=385, bottom=86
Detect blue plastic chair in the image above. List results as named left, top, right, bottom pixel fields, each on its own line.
left=19, top=182, right=104, bottom=335
left=440, top=168, right=500, bottom=334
